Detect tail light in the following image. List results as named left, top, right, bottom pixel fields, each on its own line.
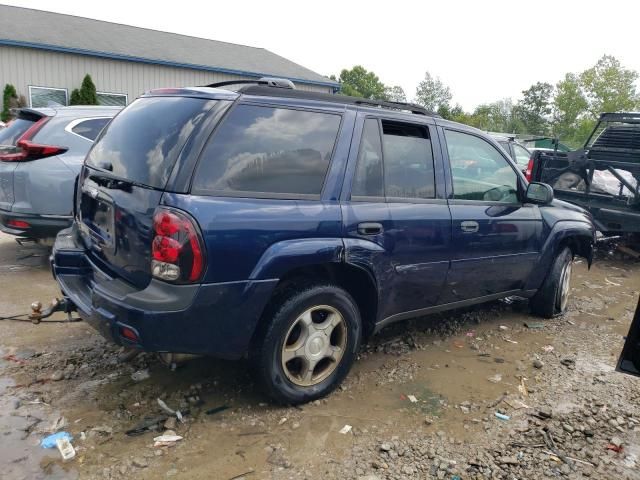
left=525, top=157, right=534, bottom=182
left=151, top=208, right=205, bottom=283
left=0, top=117, right=68, bottom=162
left=7, top=219, right=30, bottom=229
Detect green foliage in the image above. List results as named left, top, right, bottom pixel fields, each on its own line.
left=331, top=55, right=638, bottom=149
left=551, top=73, right=588, bottom=146
left=337, top=66, right=387, bottom=100
left=385, top=85, right=406, bottom=103
left=2, top=84, right=17, bottom=122
left=77, top=74, right=98, bottom=105
left=69, top=89, right=82, bottom=106
left=580, top=55, right=639, bottom=117
left=414, top=72, right=452, bottom=112
left=514, top=82, right=554, bottom=135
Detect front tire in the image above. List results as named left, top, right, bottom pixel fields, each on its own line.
left=251, top=285, right=361, bottom=404
left=530, top=247, right=573, bottom=318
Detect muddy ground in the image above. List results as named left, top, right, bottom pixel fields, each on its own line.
left=0, top=231, right=639, bottom=480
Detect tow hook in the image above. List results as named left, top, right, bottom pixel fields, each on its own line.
left=29, top=298, right=78, bottom=324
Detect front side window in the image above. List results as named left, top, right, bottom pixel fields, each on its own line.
left=445, top=130, right=519, bottom=203
left=97, top=92, right=127, bottom=107
left=193, top=105, right=341, bottom=197
left=382, top=121, right=435, bottom=199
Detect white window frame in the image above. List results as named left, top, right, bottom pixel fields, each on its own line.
left=28, top=85, right=68, bottom=108
left=65, top=117, right=113, bottom=142
left=96, top=91, right=128, bottom=106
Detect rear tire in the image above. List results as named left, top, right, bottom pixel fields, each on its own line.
left=530, top=247, right=573, bottom=318
left=250, top=285, right=361, bottom=405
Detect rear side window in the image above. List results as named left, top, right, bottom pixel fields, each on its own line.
left=192, top=105, right=341, bottom=197
left=86, top=97, right=216, bottom=188
left=0, top=117, right=36, bottom=146
left=351, top=118, right=384, bottom=197
left=382, top=121, right=435, bottom=199
left=513, top=144, right=531, bottom=166
left=71, top=118, right=111, bottom=141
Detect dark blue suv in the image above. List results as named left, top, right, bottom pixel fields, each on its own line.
left=52, top=80, right=595, bottom=403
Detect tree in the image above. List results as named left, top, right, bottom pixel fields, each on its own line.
left=466, top=99, right=523, bottom=133
left=551, top=73, right=588, bottom=146
left=69, top=88, right=82, bottom=106
left=514, top=82, right=553, bottom=135
left=2, top=84, right=17, bottom=122
left=414, top=72, right=452, bottom=112
left=78, top=74, right=98, bottom=105
left=336, top=66, right=387, bottom=100
left=580, top=55, right=639, bottom=117
left=384, top=85, right=406, bottom=103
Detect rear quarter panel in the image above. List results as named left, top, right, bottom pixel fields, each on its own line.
left=161, top=194, right=344, bottom=283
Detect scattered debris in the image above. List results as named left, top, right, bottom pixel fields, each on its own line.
left=153, top=431, right=183, bottom=447
left=495, top=412, right=510, bottom=421
left=131, top=369, right=150, bottom=382
left=339, top=425, right=352, bottom=434
left=524, top=321, right=545, bottom=329
left=278, top=417, right=288, bottom=426
left=407, top=395, right=418, bottom=403
left=56, top=436, right=76, bottom=461
left=560, top=358, right=576, bottom=368
left=125, top=416, right=168, bottom=436
left=41, top=431, right=73, bottom=449
left=487, top=373, right=502, bottom=384
left=542, top=345, right=554, bottom=353
left=205, top=405, right=230, bottom=416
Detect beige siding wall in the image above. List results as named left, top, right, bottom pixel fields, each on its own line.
left=0, top=45, right=334, bottom=106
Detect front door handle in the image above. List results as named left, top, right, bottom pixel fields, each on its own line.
left=460, top=221, right=479, bottom=233
left=357, top=222, right=383, bottom=235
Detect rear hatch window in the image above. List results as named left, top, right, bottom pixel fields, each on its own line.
left=0, top=117, right=38, bottom=147
left=80, top=96, right=217, bottom=288
left=86, top=97, right=216, bottom=188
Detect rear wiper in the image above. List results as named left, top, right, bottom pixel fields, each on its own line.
left=89, top=173, right=134, bottom=192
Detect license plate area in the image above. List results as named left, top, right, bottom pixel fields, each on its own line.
left=80, top=189, right=115, bottom=249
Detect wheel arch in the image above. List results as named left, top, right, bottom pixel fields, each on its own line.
left=249, top=261, right=379, bottom=353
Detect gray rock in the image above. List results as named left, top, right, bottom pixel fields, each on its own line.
left=610, top=436, right=623, bottom=448
left=132, top=458, right=149, bottom=468
left=533, top=359, right=544, bottom=369
left=380, top=442, right=392, bottom=452
left=563, top=423, right=575, bottom=433
left=498, top=456, right=519, bottom=465
left=50, top=370, right=64, bottom=381
left=538, top=407, right=553, bottom=419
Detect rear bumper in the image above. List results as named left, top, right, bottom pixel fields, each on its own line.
left=0, top=209, right=72, bottom=239
left=51, top=227, right=277, bottom=359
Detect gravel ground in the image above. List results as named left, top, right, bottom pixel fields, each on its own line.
left=0, top=232, right=639, bottom=480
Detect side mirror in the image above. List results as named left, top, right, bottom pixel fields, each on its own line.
left=525, top=182, right=554, bottom=204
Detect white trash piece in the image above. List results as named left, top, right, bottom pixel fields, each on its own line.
left=339, top=424, right=352, bottom=434
left=56, top=437, right=76, bottom=461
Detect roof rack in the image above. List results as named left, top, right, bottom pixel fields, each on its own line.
left=236, top=84, right=438, bottom=117
left=200, top=77, right=295, bottom=90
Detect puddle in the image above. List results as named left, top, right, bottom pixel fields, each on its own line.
left=0, top=349, right=77, bottom=480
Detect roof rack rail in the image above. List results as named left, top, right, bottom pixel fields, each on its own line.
left=236, top=85, right=438, bottom=117
left=352, top=98, right=433, bottom=116
left=200, top=77, right=295, bottom=90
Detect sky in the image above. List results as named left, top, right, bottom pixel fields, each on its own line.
left=3, top=0, right=640, bottom=111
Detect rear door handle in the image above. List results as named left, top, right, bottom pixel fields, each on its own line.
left=460, top=221, right=479, bottom=233
left=357, top=222, right=383, bottom=235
